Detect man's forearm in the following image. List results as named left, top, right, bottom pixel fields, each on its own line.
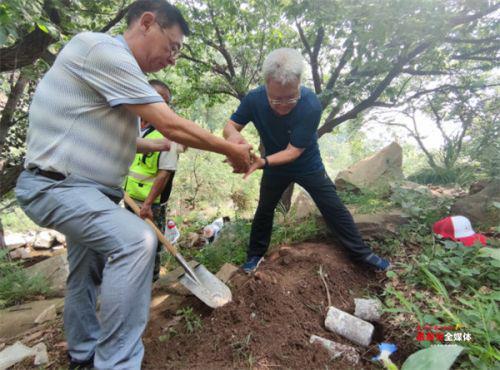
left=136, top=138, right=170, bottom=153
left=127, top=103, right=236, bottom=156
left=266, top=146, right=303, bottom=166
left=223, top=121, right=247, bottom=144
left=143, top=171, right=171, bottom=206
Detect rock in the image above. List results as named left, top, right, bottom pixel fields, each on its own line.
left=335, top=142, right=403, bottom=193
left=4, top=234, right=26, bottom=250
left=0, top=341, right=35, bottom=369
left=32, top=342, right=49, bottom=366
left=390, top=180, right=430, bottom=195
left=352, top=210, right=409, bottom=239
left=451, top=180, right=500, bottom=227
left=469, top=180, right=490, bottom=195
left=33, top=231, right=55, bottom=249
left=187, top=232, right=201, bottom=248
left=25, top=252, right=69, bottom=296
left=325, top=306, right=374, bottom=347
left=0, top=299, right=64, bottom=339
left=51, top=231, right=66, bottom=245
left=215, top=263, right=239, bottom=283
left=154, top=260, right=201, bottom=296
left=34, top=304, right=57, bottom=324
left=354, top=298, right=382, bottom=321
left=309, top=335, right=360, bottom=364
left=290, top=189, right=318, bottom=219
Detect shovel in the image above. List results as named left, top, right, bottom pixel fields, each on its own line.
left=124, top=192, right=232, bottom=308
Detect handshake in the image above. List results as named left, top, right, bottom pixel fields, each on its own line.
left=224, top=135, right=265, bottom=179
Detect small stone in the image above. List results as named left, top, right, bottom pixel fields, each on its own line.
left=51, top=231, right=66, bottom=245
left=325, top=306, right=374, bottom=347
left=33, top=231, right=55, bottom=249
left=0, top=341, right=35, bottom=369
left=310, top=335, right=360, bottom=364
left=34, top=304, right=57, bottom=324
left=250, top=312, right=256, bottom=320
left=215, top=263, right=239, bottom=283
left=354, top=298, right=382, bottom=321
left=4, top=234, right=26, bottom=250
left=33, top=342, right=49, bottom=366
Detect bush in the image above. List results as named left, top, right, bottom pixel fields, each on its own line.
left=407, top=164, right=480, bottom=187
left=0, top=250, right=51, bottom=308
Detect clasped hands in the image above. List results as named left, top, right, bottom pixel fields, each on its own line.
left=225, top=136, right=265, bottom=179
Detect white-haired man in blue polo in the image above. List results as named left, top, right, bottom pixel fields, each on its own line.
left=224, top=48, right=390, bottom=273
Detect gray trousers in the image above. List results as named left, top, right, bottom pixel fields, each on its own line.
left=16, top=170, right=157, bottom=370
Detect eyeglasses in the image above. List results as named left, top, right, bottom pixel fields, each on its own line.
left=266, top=91, right=301, bottom=106
left=156, top=22, right=182, bottom=59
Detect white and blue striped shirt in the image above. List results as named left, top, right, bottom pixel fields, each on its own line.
left=25, top=32, right=163, bottom=187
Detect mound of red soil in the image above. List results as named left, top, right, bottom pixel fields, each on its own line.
left=143, top=242, right=385, bottom=369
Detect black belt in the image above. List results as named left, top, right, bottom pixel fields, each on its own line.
left=32, top=167, right=66, bottom=181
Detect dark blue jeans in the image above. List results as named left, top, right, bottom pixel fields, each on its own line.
left=249, top=170, right=373, bottom=261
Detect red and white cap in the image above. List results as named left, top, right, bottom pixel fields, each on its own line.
left=433, top=216, right=487, bottom=247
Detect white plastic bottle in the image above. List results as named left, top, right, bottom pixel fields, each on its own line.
left=202, top=217, right=225, bottom=244
left=165, top=220, right=180, bottom=244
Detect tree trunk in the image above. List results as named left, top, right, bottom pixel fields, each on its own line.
left=0, top=71, right=28, bottom=151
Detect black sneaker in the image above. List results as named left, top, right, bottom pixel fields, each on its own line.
left=69, top=354, right=94, bottom=370
left=242, top=256, right=264, bottom=273
left=364, top=253, right=391, bottom=271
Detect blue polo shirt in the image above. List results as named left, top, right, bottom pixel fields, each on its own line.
left=230, top=85, right=324, bottom=175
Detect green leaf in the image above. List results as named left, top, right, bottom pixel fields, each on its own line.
left=401, top=345, right=464, bottom=370
left=386, top=270, right=397, bottom=278
left=479, top=247, right=500, bottom=261
left=37, top=23, right=49, bottom=33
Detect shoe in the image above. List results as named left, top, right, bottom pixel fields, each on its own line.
left=364, top=253, right=391, bottom=271
left=242, top=256, right=264, bottom=273
left=68, top=354, right=94, bottom=370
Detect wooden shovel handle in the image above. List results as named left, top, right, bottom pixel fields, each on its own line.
left=123, top=192, right=178, bottom=256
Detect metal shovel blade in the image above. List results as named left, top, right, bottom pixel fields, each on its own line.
left=179, top=263, right=233, bottom=308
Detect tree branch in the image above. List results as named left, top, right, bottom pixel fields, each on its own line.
left=0, top=71, right=28, bottom=151
left=318, top=41, right=431, bottom=137
left=297, top=22, right=324, bottom=94
left=99, top=3, right=132, bottom=32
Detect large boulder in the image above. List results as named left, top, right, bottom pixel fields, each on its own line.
left=451, top=179, right=500, bottom=227
left=335, top=142, right=403, bottom=193
left=290, top=189, right=318, bottom=219
left=0, top=298, right=64, bottom=339
left=25, top=252, right=69, bottom=296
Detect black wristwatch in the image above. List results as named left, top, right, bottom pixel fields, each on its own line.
left=263, top=156, right=270, bottom=168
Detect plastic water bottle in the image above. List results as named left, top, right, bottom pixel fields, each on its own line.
left=202, top=217, right=225, bottom=244
left=165, top=220, right=180, bottom=244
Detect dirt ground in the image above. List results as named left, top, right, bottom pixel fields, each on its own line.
left=8, top=241, right=415, bottom=369
left=143, top=242, right=413, bottom=369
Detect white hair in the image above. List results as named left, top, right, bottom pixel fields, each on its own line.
left=262, top=48, right=304, bottom=85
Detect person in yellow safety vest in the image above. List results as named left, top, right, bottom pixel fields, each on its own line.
left=124, top=79, right=185, bottom=281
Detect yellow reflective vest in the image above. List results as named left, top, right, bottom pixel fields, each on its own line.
left=124, top=129, right=164, bottom=204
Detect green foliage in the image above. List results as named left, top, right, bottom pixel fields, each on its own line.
left=196, top=220, right=250, bottom=272
left=270, top=213, right=326, bottom=250
left=383, top=222, right=500, bottom=369
left=338, top=190, right=392, bottom=214
left=176, top=307, right=202, bottom=333
left=401, top=345, right=464, bottom=370
left=194, top=214, right=325, bottom=273
left=407, top=164, right=481, bottom=186
left=390, top=185, right=452, bottom=223
left=231, top=333, right=253, bottom=364
left=1, top=194, right=40, bottom=233
left=0, top=250, right=51, bottom=308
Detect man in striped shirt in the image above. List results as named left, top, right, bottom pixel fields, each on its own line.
left=15, top=1, right=251, bottom=369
